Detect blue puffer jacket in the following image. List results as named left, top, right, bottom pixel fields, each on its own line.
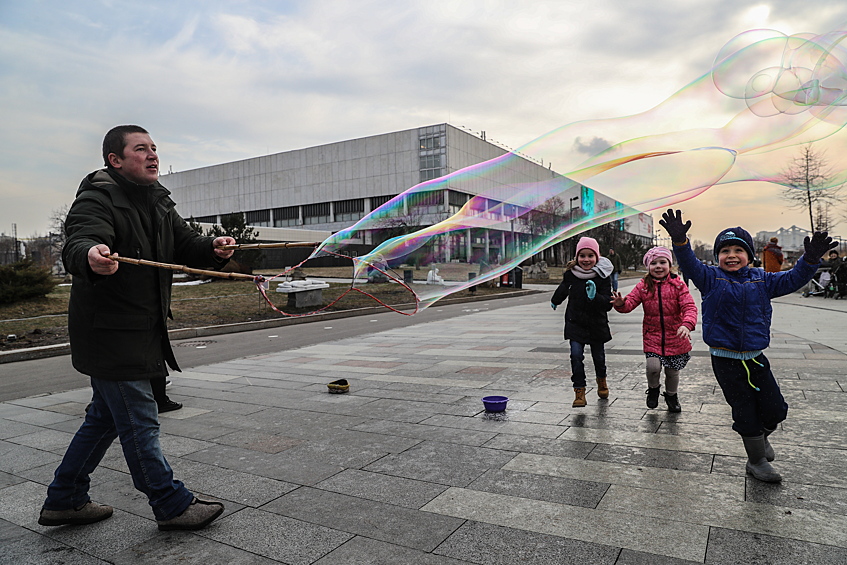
left=672, top=240, right=817, bottom=354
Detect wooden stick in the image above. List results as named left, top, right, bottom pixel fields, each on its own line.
left=214, top=241, right=319, bottom=250
left=108, top=255, right=260, bottom=281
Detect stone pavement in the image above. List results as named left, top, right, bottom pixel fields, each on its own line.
left=2, top=284, right=847, bottom=564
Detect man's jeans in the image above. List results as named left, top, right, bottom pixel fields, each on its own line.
left=610, top=272, right=619, bottom=292
left=570, top=340, right=607, bottom=388
left=43, top=377, right=194, bottom=521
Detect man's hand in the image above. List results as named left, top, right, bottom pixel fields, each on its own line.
left=213, top=237, right=236, bottom=259
left=88, top=244, right=118, bottom=275
left=659, top=209, right=691, bottom=243
left=550, top=302, right=557, bottom=311
left=802, top=231, right=837, bottom=264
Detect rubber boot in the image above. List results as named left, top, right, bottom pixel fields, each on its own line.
left=596, top=378, right=609, bottom=399
left=663, top=392, right=681, bottom=413
left=645, top=386, right=660, bottom=409
left=572, top=387, right=587, bottom=408
left=742, top=435, right=782, bottom=482
left=763, top=427, right=775, bottom=462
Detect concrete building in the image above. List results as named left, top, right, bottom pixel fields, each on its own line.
left=162, top=123, right=653, bottom=264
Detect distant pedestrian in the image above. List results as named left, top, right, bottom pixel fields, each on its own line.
left=660, top=209, right=834, bottom=483
left=39, top=125, right=235, bottom=531
left=612, top=247, right=698, bottom=412
left=608, top=248, right=622, bottom=291
left=762, top=237, right=784, bottom=272
left=551, top=237, right=614, bottom=408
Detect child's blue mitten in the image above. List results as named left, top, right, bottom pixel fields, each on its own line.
left=585, top=280, right=596, bottom=300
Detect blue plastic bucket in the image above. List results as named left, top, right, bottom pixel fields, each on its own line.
left=481, top=395, right=509, bottom=412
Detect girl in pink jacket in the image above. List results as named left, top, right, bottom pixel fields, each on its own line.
left=612, top=247, right=698, bottom=412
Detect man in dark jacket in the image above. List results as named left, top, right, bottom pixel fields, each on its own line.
left=608, top=248, right=622, bottom=291
left=39, top=125, right=236, bottom=531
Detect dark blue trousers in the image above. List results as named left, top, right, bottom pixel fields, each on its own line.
left=711, top=354, right=788, bottom=437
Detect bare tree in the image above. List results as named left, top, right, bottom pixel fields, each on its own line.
left=779, top=144, right=843, bottom=232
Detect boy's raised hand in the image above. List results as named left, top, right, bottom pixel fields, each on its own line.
left=803, top=231, right=837, bottom=264
left=659, top=209, right=691, bottom=243
left=610, top=290, right=624, bottom=308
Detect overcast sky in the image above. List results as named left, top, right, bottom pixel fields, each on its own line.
left=2, top=0, right=846, bottom=247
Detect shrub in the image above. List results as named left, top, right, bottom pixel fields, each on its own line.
left=0, top=258, right=58, bottom=304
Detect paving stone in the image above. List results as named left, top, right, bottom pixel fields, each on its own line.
left=422, top=487, right=708, bottom=562
left=183, top=444, right=344, bottom=485
left=704, top=526, right=847, bottom=564
left=0, top=516, right=108, bottom=564
left=314, top=534, right=469, bottom=564
left=598, top=484, right=847, bottom=548
left=263, top=487, right=463, bottom=552
left=364, top=441, right=516, bottom=487
left=0, top=440, right=62, bottom=474
left=350, top=419, right=497, bottom=447
left=745, top=478, right=847, bottom=516
left=316, top=469, right=447, bottom=509
left=467, top=468, right=608, bottom=508
left=200, top=507, right=353, bottom=564
left=481, top=434, right=597, bottom=459
left=111, top=530, right=279, bottom=564
left=433, top=520, right=619, bottom=564
left=504, top=453, right=745, bottom=500
left=586, top=443, right=715, bottom=473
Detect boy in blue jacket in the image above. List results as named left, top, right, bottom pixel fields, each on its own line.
left=659, top=209, right=835, bottom=483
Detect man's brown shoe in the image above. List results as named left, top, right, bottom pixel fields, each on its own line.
left=157, top=497, right=224, bottom=531
left=38, top=501, right=113, bottom=526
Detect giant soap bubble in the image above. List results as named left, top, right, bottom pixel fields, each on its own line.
left=266, top=27, right=847, bottom=315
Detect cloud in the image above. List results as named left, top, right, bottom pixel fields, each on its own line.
left=573, top=136, right=614, bottom=156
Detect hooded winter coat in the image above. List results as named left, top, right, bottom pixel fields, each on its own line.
left=762, top=242, right=784, bottom=272
left=673, top=239, right=816, bottom=354
left=62, top=169, right=224, bottom=381
left=614, top=274, right=698, bottom=356
left=551, top=260, right=614, bottom=344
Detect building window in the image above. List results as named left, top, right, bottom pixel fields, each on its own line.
left=334, top=198, right=365, bottom=223
left=419, top=154, right=444, bottom=182
left=245, top=209, right=270, bottom=227
left=273, top=206, right=299, bottom=227
left=420, top=135, right=441, bottom=151
left=407, top=189, right=444, bottom=215
left=191, top=215, right=217, bottom=224
left=448, top=190, right=469, bottom=214
left=303, top=202, right=331, bottom=225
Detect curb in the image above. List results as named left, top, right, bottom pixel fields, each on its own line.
left=0, top=288, right=540, bottom=365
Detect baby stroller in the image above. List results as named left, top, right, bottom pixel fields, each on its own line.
left=803, top=266, right=833, bottom=298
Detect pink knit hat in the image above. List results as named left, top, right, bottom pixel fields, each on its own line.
left=575, top=237, right=600, bottom=258
left=643, top=246, right=673, bottom=268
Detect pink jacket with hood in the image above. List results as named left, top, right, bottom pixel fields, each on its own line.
left=615, top=274, right=698, bottom=356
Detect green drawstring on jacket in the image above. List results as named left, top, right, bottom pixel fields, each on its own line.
left=741, top=357, right=764, bottom=391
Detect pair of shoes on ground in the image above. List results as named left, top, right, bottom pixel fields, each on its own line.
left=158, top=399, right=183, bottom=413
left=645, top=387, right=682, bottom=412
left=38, top=497, right=225, bottom=531
left=573, top=379, right=610, bottom=408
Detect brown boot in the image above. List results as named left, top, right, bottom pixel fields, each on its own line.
left=596, top=378, right=609, bottom=399
left=572, top=387, right=587, bottom=407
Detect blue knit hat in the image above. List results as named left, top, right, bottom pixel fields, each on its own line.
left=713, top=227, right=755, bottom=262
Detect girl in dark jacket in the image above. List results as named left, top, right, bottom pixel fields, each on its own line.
left=551, top=237, right=614, bottom=407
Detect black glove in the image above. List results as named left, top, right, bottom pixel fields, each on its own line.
left=659, top=209, right=691, bottom=243
left=802, top=231, right=837, bottom=264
